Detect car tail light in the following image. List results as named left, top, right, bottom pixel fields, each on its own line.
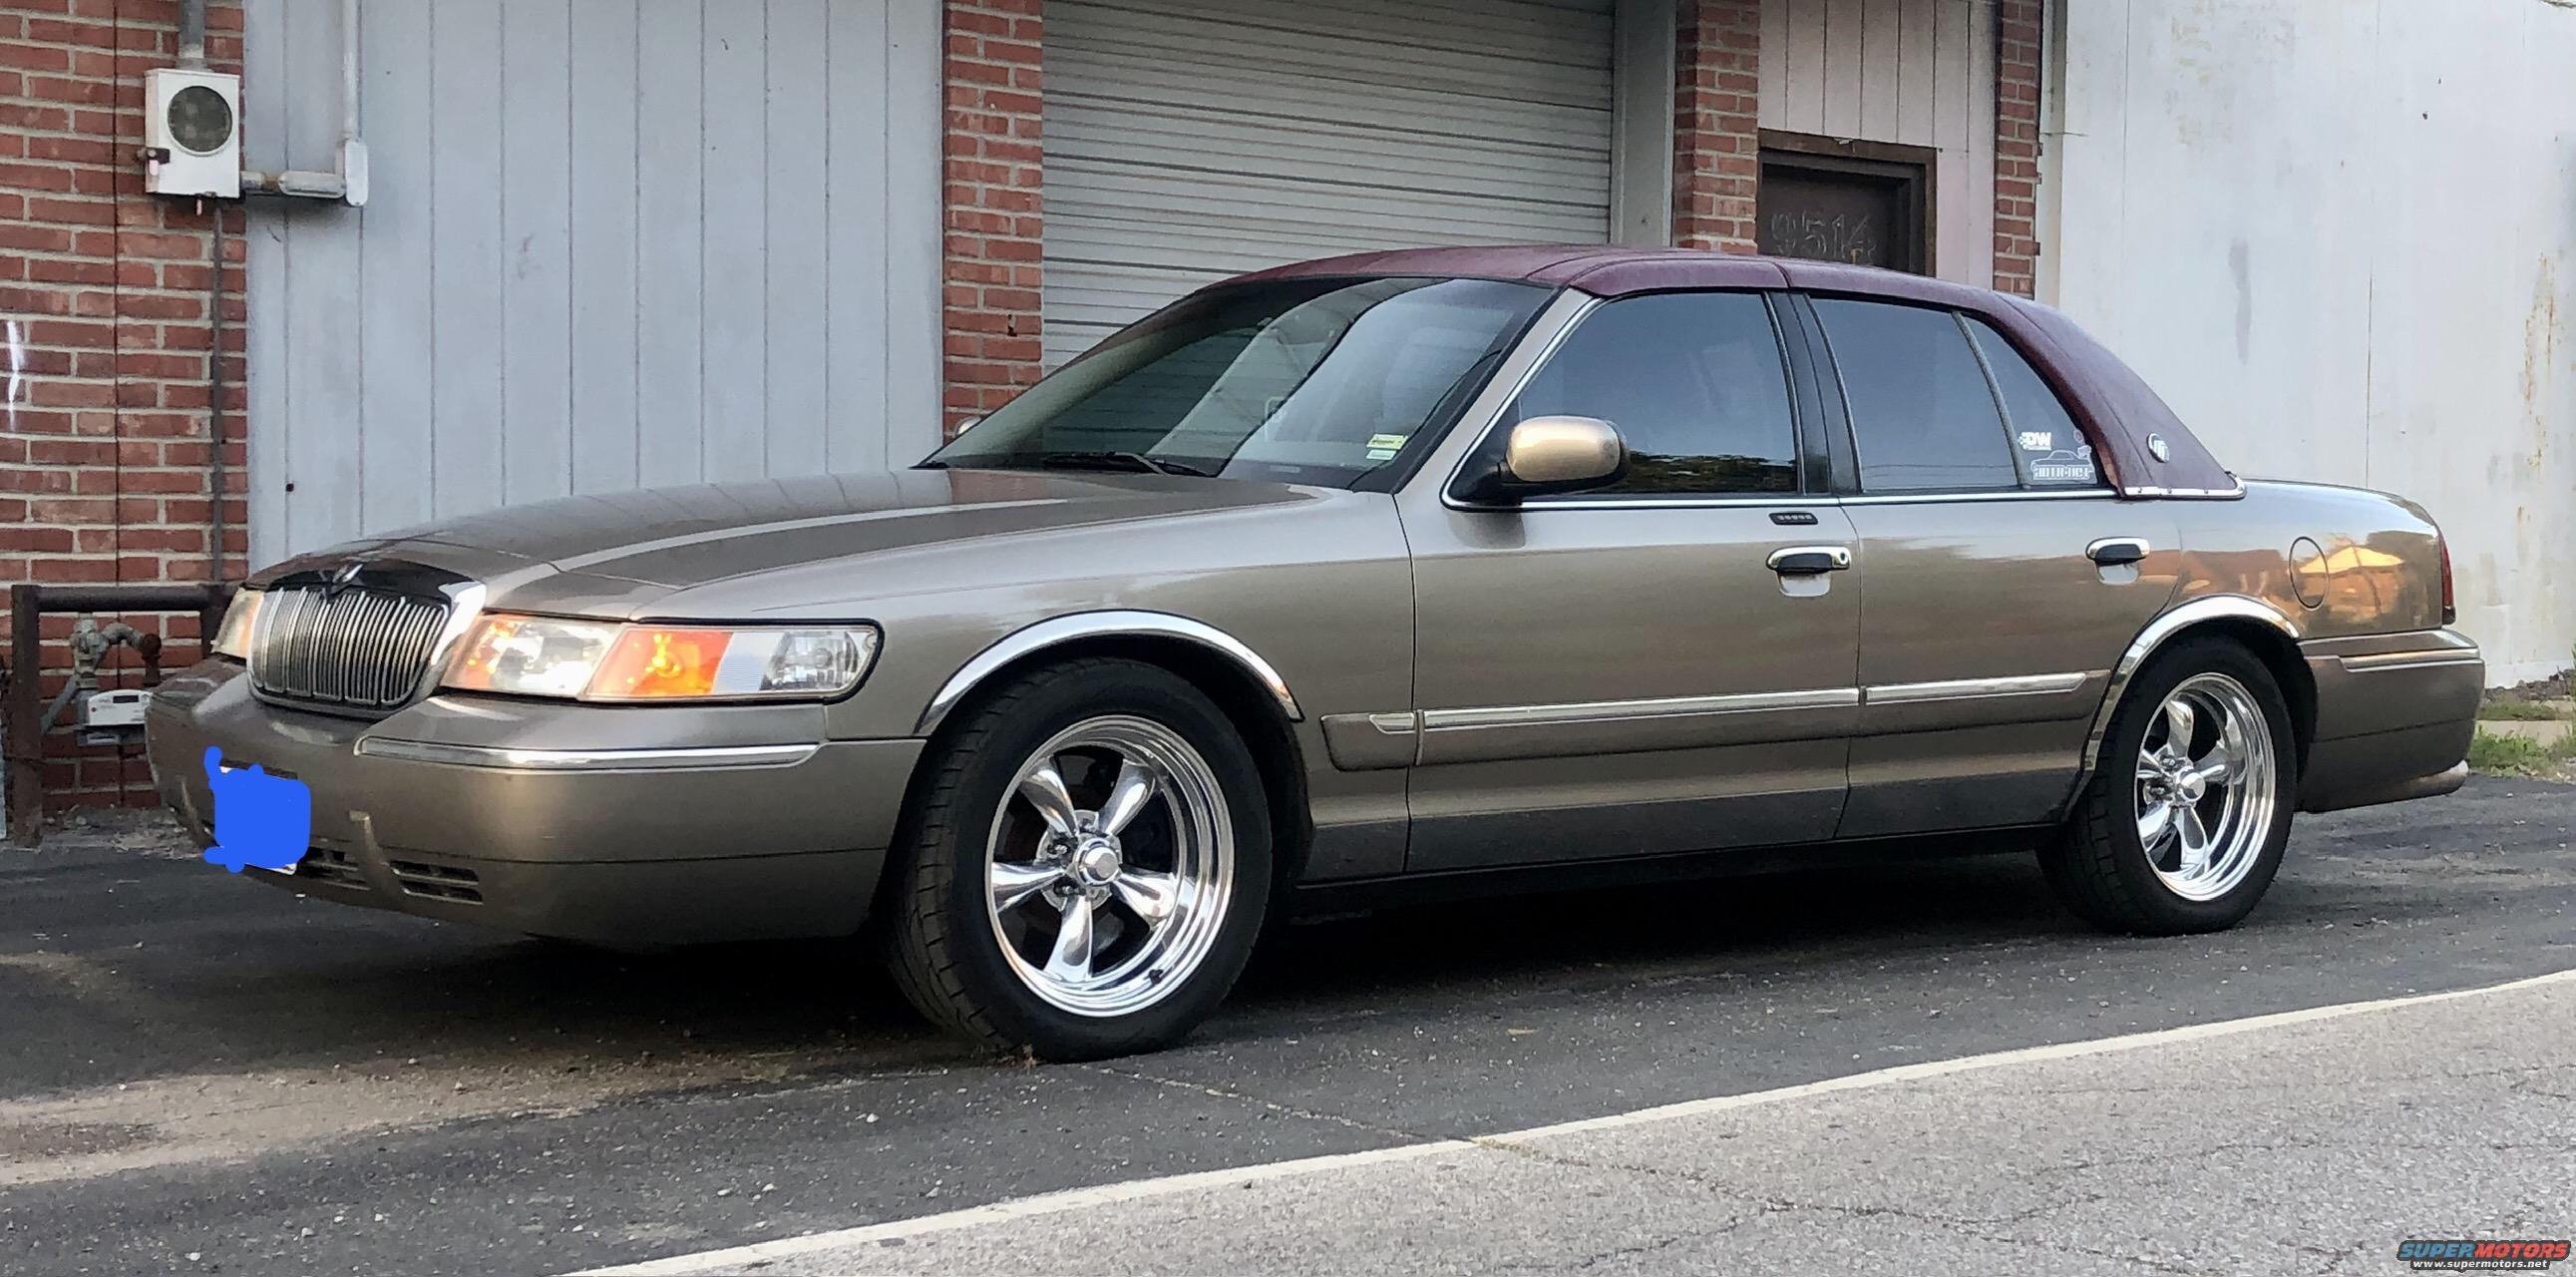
left=2438, top=534, right=2457, bottom=626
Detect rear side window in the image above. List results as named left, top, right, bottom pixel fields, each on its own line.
left=1968, top=319, right=2101, bottom=486
left=1510, top=291, right=1798, bottom=495
left=1813, top=299, right=2016, bottom=493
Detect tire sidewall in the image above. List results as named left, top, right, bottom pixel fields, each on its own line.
left=918, top=661, right=1273, bottom=1059
left=2094, top=639, right=2298, bottom=930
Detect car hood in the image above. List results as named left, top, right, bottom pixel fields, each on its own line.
left=250, top=469, right=1319, bottom=613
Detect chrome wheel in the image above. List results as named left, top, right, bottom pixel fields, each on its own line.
left=984, top=715, right=1235, bottom=1018
left=2133, top=672, right=2279, bottom=902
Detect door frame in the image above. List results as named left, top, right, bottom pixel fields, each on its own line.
left=1756, top=129, right=1939, bottom=276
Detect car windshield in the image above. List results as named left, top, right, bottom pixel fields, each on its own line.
left=924, top=276, right=1552, bottom=488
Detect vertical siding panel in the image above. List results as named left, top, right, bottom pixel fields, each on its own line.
left=241, top=0, right=288, bottom=565
left=1781, top=0, right=1826, bottom=134
left=699, top=2, right=768, bottom=482
left=567, top=0, right=639, bottom=494
left=1895, top=0, right=1937, bottom=148
left=500, top=0, right=573, bottom=507
left=1759, top=0, right=1787, bottom=131
left=1821, top=0, right=1864, bottom=134
left=825, top=0, right=890, bottom=474
left=763, top=0, right=830, bottom=478
left=1963, top=0, right=1995, bottom=287
left=1859, top=0, right=1902, bottom=140
left=429, top=0, right=507, bottom=518
left=882, top=0, right=944, bottom=466
left=1931, top=0, right=1971, bottom=280
left=280, top=0, right=362, bottom=550
left=634, top=2, right=705, bottom=489
left=356, top=0, right=435, bottom=536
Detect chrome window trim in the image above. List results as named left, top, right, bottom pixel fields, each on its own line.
left=1453, top=487, right=2126, bottom=513
left=2122, top=484, right=2247, bottom=499
left=353, top=738, right=819, bottom=771
left=918, top=611, right=1303, bottom=736
left=1838, top=488, right=2119, bottom=505
left=1865, top=672, right=2089, bottom=704
left=1420, top=686, right=1859, bottom=732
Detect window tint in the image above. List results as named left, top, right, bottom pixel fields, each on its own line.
left=1813, top=299, right=2017, bottom=492
left=1969, top=319, right=2101, bottom=487
left=1509, top=291, right=1797, bottom=495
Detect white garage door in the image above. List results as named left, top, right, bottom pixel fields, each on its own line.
left=1043, top=0, right=1621, bottom=366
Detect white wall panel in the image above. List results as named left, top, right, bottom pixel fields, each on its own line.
left=2053, top=0, right=2576, bottom=683
left=242, top=0, right=942, bottom=563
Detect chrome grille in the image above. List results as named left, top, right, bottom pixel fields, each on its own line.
left=249, top=585, right=452, bottom=711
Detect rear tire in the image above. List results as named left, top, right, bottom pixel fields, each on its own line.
left=884, top=657, right=1272, bottom=1060
left=2040, top=638, right=2298, bottom=935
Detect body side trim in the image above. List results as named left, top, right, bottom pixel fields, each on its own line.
left=915, top=611, right=1304, bottom=736
left=1420, top=686, right=1859, bottom=732
left=1864, top=672, right=2089, bottom=704
left=352, top=739, right=820, bottom=771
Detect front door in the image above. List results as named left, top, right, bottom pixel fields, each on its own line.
left=1395, top=290, right=1864, bottom=871
left=1798, top=296, right=2181, bottom=836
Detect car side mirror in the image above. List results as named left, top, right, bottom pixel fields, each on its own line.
left=1453, top=415, right=1630, bottom=505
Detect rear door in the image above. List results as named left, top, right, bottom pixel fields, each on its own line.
left=1394, top=290, right=1864, bottom=871
left=1799, top=296, right=2179, bottom=836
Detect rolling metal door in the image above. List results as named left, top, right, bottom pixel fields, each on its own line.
left=1043, top=0, right=1619, bottom=366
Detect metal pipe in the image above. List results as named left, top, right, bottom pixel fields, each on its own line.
left=177, top=0, right=207, bottom=69
left=340, top=0, right=359, bottom=147
left=208, top=213, right=228, bottom=586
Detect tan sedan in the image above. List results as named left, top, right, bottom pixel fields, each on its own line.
left=148, top=247, right=2482, bottom=1059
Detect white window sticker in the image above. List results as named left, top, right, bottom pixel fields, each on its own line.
left=2018, top=431, right=2053, bottom=452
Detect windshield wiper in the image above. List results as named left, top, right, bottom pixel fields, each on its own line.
left=1031, top=451, right=1215, bottom=478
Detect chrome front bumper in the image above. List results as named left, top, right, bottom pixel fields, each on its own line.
left=146, top=659, right=923, bottom=944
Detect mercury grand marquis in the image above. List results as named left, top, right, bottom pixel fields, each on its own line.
left=148, top=246, right=2484, bottom=1059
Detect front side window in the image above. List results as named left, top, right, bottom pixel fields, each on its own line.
left=1507, top=291, right=1798, bottom=495
left=925, top=276, right=1550, bottom=489
left=1813, top=298, right=2018, bottom=493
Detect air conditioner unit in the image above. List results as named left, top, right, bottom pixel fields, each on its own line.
left=144, top=67, right=240, bottom=199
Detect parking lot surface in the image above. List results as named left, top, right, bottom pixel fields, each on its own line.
left=2, top=777, right=2570, bottom=1275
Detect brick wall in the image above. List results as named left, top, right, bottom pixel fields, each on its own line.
left=1670, top=0, right=1761, bottom=253
left=2, top=0, right=243, bottom=809
left=1991, top=0, right=2044, bottom=296
left=941, top=0, right=1044, bottom=438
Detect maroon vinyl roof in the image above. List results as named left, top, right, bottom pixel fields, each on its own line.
left=1234, top=245, right=2238, bottom=498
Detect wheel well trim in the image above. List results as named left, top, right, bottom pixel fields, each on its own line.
left=2076, top=595, right=2304, bottom=781
left=914, top=611, right=1305, bottom=737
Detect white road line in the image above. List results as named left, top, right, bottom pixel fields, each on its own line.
left=569, top=966, right=2576, bottom=1277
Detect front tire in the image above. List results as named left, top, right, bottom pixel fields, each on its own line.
left=2041, top=638, right=2298, bottom=934
left=884, top=657, right=1272, bottom=1060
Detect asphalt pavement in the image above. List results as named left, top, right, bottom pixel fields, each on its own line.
left=1, top=776, right=2570, bottom=1276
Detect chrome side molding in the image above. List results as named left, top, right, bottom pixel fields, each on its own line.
left=917, top=611, right=1304, bottom=736
left=354, top=738, right=819, bottom=771
left=1420, top=686, right=1859, bottom=733
left=1865, top=672, right=2089, bottom=704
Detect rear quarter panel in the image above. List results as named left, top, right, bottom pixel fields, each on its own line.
left=2173, top=479, right=2447, bottom=638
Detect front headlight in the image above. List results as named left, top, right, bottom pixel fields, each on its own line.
left=211, top=589, right=261, bottom=660
left=442, top=615, right=879, bottom=702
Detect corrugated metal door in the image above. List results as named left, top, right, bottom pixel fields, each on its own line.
left=241, top=0, right=943, bottom=563
left=1043, top=0, right=1620, bottom=366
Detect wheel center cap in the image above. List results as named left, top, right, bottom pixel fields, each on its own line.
left=1071, top=837, right=1122, bottom=887
left=2176, top=771, right=2207, bottom=803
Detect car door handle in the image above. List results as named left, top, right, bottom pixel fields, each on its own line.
left=2086, top=537, right=2151, bottom=567
left=1766, top=545, right=1853, bottom=576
